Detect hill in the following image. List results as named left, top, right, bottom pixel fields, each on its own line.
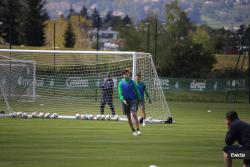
left=46, top=0, right=250, bottom=28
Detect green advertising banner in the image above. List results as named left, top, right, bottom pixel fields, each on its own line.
left=16, top=74, right=248, bottom=92
left=159, top=78, right=248, bottom=91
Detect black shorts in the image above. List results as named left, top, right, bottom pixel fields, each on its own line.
left=122, top=100, right=137, bottom=115
left=223, top=145, right=250, bottom=164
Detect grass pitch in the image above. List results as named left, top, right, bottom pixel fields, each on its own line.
left=0, top=101, right=249, bottom=167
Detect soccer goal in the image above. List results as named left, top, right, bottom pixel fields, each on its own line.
left=0, top=49, right=172, bottom=123
left=0, top=54, right=36, bottom=113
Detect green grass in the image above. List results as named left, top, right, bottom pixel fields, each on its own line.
left=0, top=101, right=249, bottom=167
left=165, top=90, right=249, bottom=103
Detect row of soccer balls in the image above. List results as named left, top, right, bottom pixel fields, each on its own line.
left=9, top=112, right=119, bottom=121
left=10, top=112, right=59, bottom=119
left=75, top=114, right=119, bottom=121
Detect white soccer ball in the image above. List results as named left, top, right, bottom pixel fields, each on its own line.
left=96, top=114, right=101, bottom=120
left=149, top=165, right=157, bottom=167
left=22, top=112, right=28, bottom=118
left=75, top=113, right=81, bottom=119
left=44, top=113, right=51, bottom=118
left=10, top=112, right=17, bottom=118
left=80, top=114, right=86, bottom=120
left=50, top=113, right=58, bottom=119
left=88, top=114, right=94, bottom=120
left=39, top=112, right=44, bottom=118
left=17, top=112, right=23, bottom=118
left=111, top=115, right=119, bottom=121
left=105, top=115, right=111, bottom=120
left=53, top=113, right=58, bottom=118
left=100, top=114, right=106, bottom=120
left=31, top=112, right=39, bottom=118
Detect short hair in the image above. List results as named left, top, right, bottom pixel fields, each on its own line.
left=122, top=69, right=130, bottom=75
left=136, top=73, right=141, bottom=77
left=226, top=111, right=238, bottom=121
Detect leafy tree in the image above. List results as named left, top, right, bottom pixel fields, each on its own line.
left=119, top=24, right=145, bottom=51
left=0, top=0, right=23, bottom=45
left=157, top=0, right=216, bottom=77
left=189, top=26, right=215, bottom=53
left=64, top=20, right=75, bottom=48
left=23, top=0, right=49, bottom=46
left=163, top=40, right=216, bottom=77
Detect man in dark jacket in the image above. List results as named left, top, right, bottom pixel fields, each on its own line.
left=223, top=111, right=250, bottom=167
left=100, top=73, right=115, bottom=116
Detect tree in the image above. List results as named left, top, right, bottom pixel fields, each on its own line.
left=0, top=0, right=23, bottom=45
left=157, top=0, right=216, bottom=77
left=23, top=0, right=49, bottom=46
left=80, top=5, right=89, bottom=20
left=67, top=5, right=75, bottom=19
left=64, top=20, right=75, bottom=48
left=163, top=41, right=216, bottom=77
left=122, top=15, right=132, bottom=25
left=189, top=26, right=215, bottom=53
left=91, top=8, right=101, bottom=28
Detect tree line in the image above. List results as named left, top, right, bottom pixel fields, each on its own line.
left=0, top=0, right=49, bottom=46
left=0, top=0, right=249, bottom=78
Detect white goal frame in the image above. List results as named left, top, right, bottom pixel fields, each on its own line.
left=0, top=49, right=172, bottom=123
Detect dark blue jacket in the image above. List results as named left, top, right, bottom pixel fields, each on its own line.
left=100, top=79, right=114, bottom=100
left=225, top=119, right=250, bottom=146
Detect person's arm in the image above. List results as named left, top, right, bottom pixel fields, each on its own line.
left=118, top=81, right=124, bottom=102
left=225, top=124, right=239, bottom=145
left=144, top=84, right=151, bottom=103
left=133, top=81, right=141, bottom=100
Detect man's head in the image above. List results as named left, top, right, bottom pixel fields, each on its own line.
left=225, top=111, right=239, bottom=128
left=135, top=73, right=141, bottom=81
left=122, top=69, right=130, bottom=79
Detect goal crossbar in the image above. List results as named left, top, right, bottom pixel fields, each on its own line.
left=0, top=49, right=172, bottom=123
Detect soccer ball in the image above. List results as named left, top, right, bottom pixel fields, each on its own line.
left=17, top=112, right=23, bottom=118
left=80, top=114, right=86, bottom=120
left=95, top=114, right=101, bottom=120
left=54, top=113, right=58, bottom=118
left=22, top=112, right=28, bottom=118
left=105, top=115, right=111, bottom=120
left=88, top=114, right=94, bottom=120
left=111, top=115, right=119, bottom=121
left=39, top=112, right=45, bottom=118
left=75, top=113, right=80, bottom=119
left=10, top=112, right=17, bottom=118
left=100, top=114, right=106, bottom=120
left=44, top=113, right=51, bottom=118
left=31, top=112, right=39, bottom=118
left=50, top=113, right=58, bottom=119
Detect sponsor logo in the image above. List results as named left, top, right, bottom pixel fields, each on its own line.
left=229, top=150, right=250, bottom=159
left=190, top=80, right=206, bottom=91
left=160, top=79, right=170, bottom=89
left=66, top=77, right=88, bottom=88
left=230, top=153, right=245, bottom=158
left=226, top=79, right=247, bottom=89
left=18, top=77, right=42, bottom=86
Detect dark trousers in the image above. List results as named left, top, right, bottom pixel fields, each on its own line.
left=100, top=99, right=115, bottom=115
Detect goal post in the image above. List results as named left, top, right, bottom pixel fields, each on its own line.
left=0, top=57, right=36, bottom=113
left=0, top=49, right=172, bottom=122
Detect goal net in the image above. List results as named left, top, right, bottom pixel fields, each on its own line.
left=0, top=57, right=36, bottom=113
left=0, top=49, right=172, bottom=122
